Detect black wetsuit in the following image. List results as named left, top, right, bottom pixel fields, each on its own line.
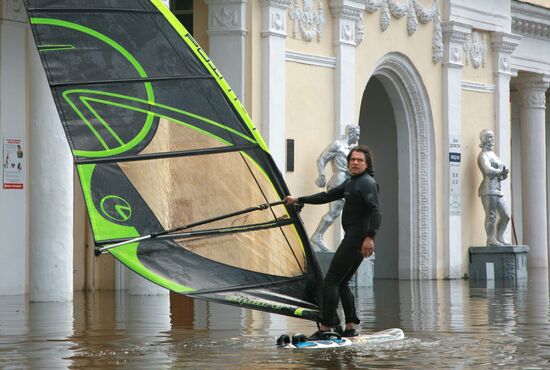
left=299, top=170, right=381, bottom=327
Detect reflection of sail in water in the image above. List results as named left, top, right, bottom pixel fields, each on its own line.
left=24, top=0, right=322, bottom=321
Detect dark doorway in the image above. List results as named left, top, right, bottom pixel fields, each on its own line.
left=358, top=76, right=399, bottom=279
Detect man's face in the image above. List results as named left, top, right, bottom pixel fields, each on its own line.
left=348, top=150, right=368, bottom=176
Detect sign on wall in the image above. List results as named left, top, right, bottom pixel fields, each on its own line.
left=3, top=138, right=25, bottom=189
left=449, top=135, right=461, bottom=216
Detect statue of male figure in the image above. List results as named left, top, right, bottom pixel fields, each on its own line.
left=477, top=129, right=511, bottom=246
left=310, top=124, right=360, bottom=251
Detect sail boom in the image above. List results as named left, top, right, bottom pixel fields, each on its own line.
left=75, top=144, right=259, bottom=164
left=163, top=218, right=294, bottom=240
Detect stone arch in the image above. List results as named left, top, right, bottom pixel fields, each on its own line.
left=367, top=52, right=436, bottom=279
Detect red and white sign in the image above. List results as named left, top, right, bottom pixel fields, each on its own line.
left=3, top=138, right=24, bottom=190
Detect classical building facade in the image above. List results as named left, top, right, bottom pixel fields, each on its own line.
left=1, top=0, right=550, bottom=299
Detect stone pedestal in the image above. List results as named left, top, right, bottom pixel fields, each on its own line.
left=314, top=251, right=373, bottom=287
left=468, top=245, right=529, bottom=280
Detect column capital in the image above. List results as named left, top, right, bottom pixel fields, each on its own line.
left=442, top=21, right=471, bottom=68
left=329, top=0, right=364, bottom=46
left=492, top=32, right=521, bottom=76
left=261, top=0, right=291, bottom=38
left=205, top=0, right=248, bottom=36
left=442, top=21, right=471, bottom=43
left=328, top=0, right=363, bottom=18
left=514, top=73, right=550, bottom=109
left=492, top=32, right=521, bottom=54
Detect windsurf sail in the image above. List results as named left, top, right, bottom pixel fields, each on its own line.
left=24, top=0, right=322, bottom=321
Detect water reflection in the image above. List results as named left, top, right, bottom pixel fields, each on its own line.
left=1, top=273, right=550, bottom=369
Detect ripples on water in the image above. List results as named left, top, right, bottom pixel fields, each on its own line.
left=2, top=270, right=550, bottom=369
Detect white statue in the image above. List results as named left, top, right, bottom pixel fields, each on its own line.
left=310, top=124, right=360, bottom=251
left=477, top=129, right=511, bottom=246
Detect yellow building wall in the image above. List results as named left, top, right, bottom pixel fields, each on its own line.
left=285, top=62, right=335, bottom=241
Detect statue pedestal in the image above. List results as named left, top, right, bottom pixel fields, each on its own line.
left=468, top=245, right=529, bottom=280
left=314, top=251, right=373, bottom=287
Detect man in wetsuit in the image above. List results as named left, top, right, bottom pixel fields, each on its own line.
left=284, top=145, right=381, bottom=338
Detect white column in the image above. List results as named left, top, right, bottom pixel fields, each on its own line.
left=206, top=0, right=247, bottom=101
left=515, top=73, right=550, bottom=268
left=261, top=0, right=291, bottom=171
left=28, top=38, right=74, bottom=302
left=0, top=4, right=27, bottom=295
left=328, top=0, right=362, bottom=137
left=328, top=0, right=361, bottom=248
left=491, top=32, right=520, bottom=244
left=442, top=22, right=470, bottom=279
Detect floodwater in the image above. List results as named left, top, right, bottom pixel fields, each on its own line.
left=2, top=270, right=550, bottom=369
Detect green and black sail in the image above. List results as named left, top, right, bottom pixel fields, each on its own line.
left=24, top=0, right=322, bottom=320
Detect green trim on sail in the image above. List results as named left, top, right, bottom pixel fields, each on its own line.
left=30, top=17, right=156, bottom=158
left=149, top=0, right=269, bottom=153
left=78, top=164, right=194, bottom=292
left=37, top=44, right=75, bottom=52
left=61, top=89, right=257, bottom=145
left=111, top=243, right=196, bottom=293
left=77, top=164, right=138, bottom=241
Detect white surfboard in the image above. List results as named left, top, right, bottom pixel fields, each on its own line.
left=278, top=328, right=404, bottom=349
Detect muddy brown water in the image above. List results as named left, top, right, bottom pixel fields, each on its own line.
left=2, top=269, right=550, bottom=369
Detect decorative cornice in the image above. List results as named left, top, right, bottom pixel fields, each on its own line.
left=512, top=1, right=550, bottom=40
left=512, top=18, right=550, bottom=40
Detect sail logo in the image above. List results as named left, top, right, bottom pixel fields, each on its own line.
left=100, top=195, right=132, bottom=222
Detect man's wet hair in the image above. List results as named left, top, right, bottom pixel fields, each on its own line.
left=347, top=145, right=375, bottom=176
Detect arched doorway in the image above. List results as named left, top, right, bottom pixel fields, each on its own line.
left=358, top=53, right=436, bottom=280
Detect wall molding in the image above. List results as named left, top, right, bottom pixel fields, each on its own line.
left=461, top=81, right=496, bottom=93
left=285, top=50, right=336, bottom=68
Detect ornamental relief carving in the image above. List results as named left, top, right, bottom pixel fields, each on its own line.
left=463, top=31, right=487, bottom=69
left=499, top=56, right=510, bottom=74
left=341, top=22, right=354, bottom=43
left=289, top=0, right=325, bottom=42
left=271, top=11, right=285, bottom=33
left=450, top=45, right=461, bottom=64
left=211, top=6, right=240, bottom=29
left=522, top=93, right=547, bottom=108
left=364, top=0, right=443, bottom=64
